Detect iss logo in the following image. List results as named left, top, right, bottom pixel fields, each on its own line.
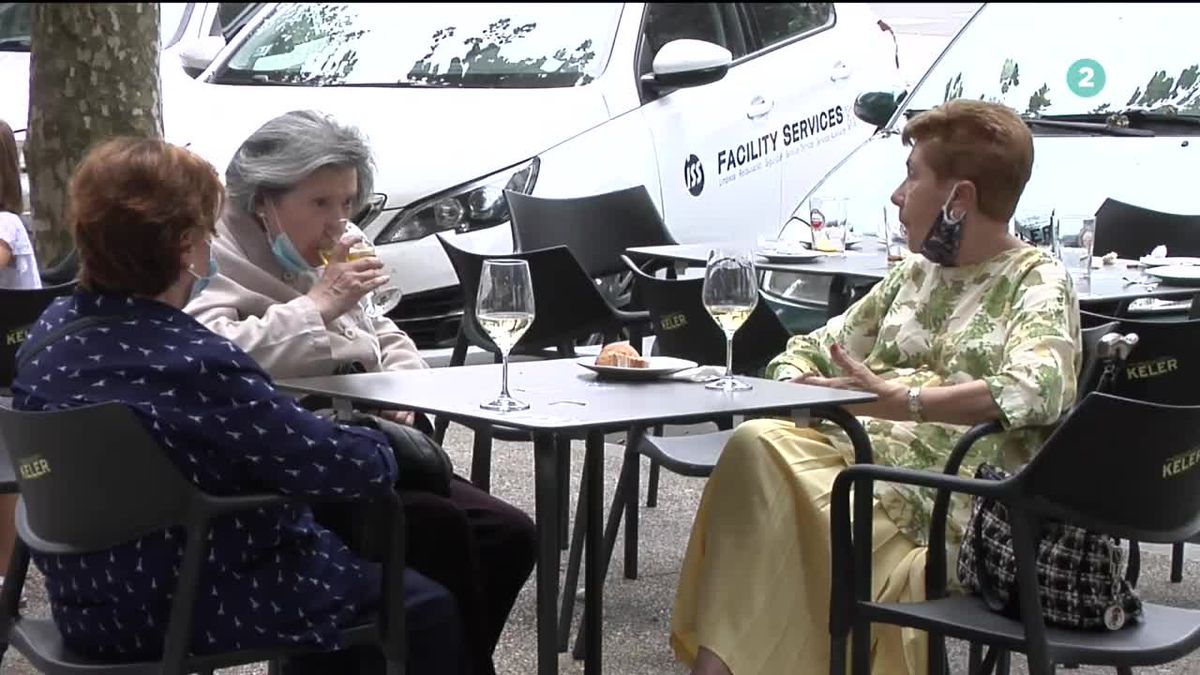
left=684, top=154, right=705, bottom=197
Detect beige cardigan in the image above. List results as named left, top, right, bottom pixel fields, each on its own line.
left=185, top=207, right=426, bottom=379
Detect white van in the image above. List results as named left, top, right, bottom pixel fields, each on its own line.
left=169, top=2, right=901, bottom=345
left=769, top=2, right=1200, bottom=316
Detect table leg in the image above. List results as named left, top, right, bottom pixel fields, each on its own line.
left=533, top=432, right=561, bottom=675
left=826, top=275, right=849, bottom=318
left=583, top=430, right=605, bottom=675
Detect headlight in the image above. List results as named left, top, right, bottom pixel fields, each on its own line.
left=376, top=157, right=540, bottom=244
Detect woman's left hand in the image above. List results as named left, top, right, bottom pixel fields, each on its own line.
left=378, top=409, right=416, bottom=426
left=791, top=344, right=908, bottom=419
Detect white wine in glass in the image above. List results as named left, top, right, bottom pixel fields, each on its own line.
left=477, top=259, right=536, bottom=412
left=703, top=252, right=758, bottom=391
left=319, top=220, right=403, bottom=318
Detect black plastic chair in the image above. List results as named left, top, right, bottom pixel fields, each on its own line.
left=0, top=282, right=78, bottom=390
left=505, top=186, right=678, bottom=281
left=831, top=392, right=1200, bottom=675
left=1094, top=198, right=1200, bottom=260
left=0, top=402, right=406, bottom=674
left=1083, top=311, right=1200, bottom=584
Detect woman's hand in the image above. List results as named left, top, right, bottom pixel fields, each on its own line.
left=791, top=344, right=909, bottom=419
left=307, top=236, right=389, bottom=323
left=377, top=409, right=416, bottom=426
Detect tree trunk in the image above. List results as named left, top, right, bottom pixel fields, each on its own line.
left=26, top=3, right=161, bottom=269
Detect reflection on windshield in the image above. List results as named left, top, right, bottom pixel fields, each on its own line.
left=907, top=3, right=1200, bottom=119
left=217, top=3, right=620, bottom=88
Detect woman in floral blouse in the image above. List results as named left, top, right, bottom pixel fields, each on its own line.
left=671, top=99, right=1081, bottom=675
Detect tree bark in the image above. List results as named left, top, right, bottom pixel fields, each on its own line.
left=26, top=3, right=161, bottom=269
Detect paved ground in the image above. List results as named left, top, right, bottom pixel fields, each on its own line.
left=4, top=419, right=1200, bottom=674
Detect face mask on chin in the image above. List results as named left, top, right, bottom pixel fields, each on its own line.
left=260, top=200, right=315, bottom=276
left=187, top=248, right=219, bottom=303
left=920, top=189, right=965, bottom=266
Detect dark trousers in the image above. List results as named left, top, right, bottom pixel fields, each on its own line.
left=401, top=476, right=537, bottom=675
left=281, top=568, right=465, bottom=675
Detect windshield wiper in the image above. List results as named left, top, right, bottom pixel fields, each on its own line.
left=0, top=36, right=30, bottom=51
left=1021, top=114, right=1154, bottom=137
left=1118, top=108, right=1200, bottom=129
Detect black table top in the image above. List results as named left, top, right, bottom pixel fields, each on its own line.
left=278, top=359, right=875, bottom=433
left=626, top=241, right=1200, bottom=304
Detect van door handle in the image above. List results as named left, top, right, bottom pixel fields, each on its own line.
left=830, top=61, right=850, bottom=82
left=746, top=96, right=774, bottom=119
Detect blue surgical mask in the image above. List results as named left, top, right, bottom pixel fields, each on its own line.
left=920, top=190, right=965, bottom=266
left=261, top=201, right=315, bottom=276
left=187, top=249, right=219, bottom=302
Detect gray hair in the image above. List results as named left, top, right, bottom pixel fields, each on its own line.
left=225, top=110, right=375, bottom=216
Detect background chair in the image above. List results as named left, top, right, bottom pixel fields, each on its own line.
left=1083, top=311, right=1200, bottom=584
left=1094, top=198, right=1200, bottom=259
left=831, top=393, right=1200, bottom=675
left=0, top=402, right=407, bottom=674
left=0, top=282, right=78, bottom=392
left=506, top=186, right=675, bottom=350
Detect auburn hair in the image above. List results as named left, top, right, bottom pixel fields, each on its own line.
left=901, top=99, right=1034, bottom=222
left=0, top=119, right=21, bottom=214
left=70, top=137, right=223, bottom=295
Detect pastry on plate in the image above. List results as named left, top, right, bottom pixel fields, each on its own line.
left=595, top=341, right=650, bottom=368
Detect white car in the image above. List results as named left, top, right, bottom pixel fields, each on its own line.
left=169, top=2, right=901, bottom=346
left=769, top=2, right=1200, bottom=318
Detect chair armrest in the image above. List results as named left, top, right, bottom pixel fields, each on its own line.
left=926, top=420, right=1004, bottom=598
left=203, top=492, right=294, bottom=517
left=377, top=489, right=407, bottom=662
left=828, top=463, right=1010, bottom=636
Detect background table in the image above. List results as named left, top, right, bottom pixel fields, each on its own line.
left=279, top=359, right=875, bottom=675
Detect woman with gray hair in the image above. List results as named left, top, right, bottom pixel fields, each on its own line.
left=187, top=110, right=536, bottom=675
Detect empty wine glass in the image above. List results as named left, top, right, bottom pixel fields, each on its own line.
left=702, top=251, right=758, bottom=392
left=476, top=259, right=536, bottom=412
left=321, top=219, right=402, bottom=318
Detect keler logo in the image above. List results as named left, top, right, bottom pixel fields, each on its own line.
left=684, top=154, right=705, bottom=197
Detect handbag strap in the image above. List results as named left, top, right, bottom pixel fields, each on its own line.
left=15, top=315, right=116, bottom=372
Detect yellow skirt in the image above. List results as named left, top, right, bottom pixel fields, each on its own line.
left=671, top=419, right=929, bottom=675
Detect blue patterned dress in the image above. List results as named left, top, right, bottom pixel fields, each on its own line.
left=12, top=290, right=401, bottom=659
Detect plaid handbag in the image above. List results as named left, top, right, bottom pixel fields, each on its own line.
left=957, top=463, right=1143, bottom=631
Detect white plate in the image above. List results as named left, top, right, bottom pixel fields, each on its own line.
left=1139, top=256, right=1200, bottom=267
left=574, top=356, right=699, bottom=380
left=755, top=249, right=826, bottom=264
left=1146, top=265, right=1200, bottom=285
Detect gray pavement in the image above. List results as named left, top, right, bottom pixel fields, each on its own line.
left=4, top=419, right=1200, bottom=673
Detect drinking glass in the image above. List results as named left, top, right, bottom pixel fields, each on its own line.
left=702, top=251, right=759, bottom=392
left=476, top=259, right=536, bottom=412
left=1058, top=214, right=1096, bottom=288
left=810, top=196, right=849, bottom=254
left=882, top=205, right=907, bottom=265
left=321, top=220, right=403, bottom=318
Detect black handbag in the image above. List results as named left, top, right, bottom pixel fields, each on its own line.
left=319, top=409, right=454, bottom=497
left=957, top=331, right=1144, bottom=631
left=956, top=462, right=1143, bottom=631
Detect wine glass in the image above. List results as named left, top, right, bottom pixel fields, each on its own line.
left=476, top=259, right=536, bottom=412
left=321, top=219, right=402, bottom=319
left=702, top=251, right=759, bottom=392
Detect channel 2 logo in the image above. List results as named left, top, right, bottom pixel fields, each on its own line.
left=684, top=154, right=705, bottom=197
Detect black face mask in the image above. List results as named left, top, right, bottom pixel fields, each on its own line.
left=920, top=193, right=965, bottom=266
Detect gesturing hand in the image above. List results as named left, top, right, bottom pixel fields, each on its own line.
left=307, top=236, right=389, bottom=323
left=792, top=344, right=908, bottom=418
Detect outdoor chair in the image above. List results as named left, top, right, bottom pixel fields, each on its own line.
left=0, top=402, right=407, bottom=674
left=435, top=235, right=646, bottom=547
left=505, top=186, right=674, bottom=351
left=831, top=392, right=1200, bottom=675
left=1094, top=198, right=1200, bottom=260
left=1083, top=311, right=1200, bottom=584
left=0, top=282, right=78, bottom=391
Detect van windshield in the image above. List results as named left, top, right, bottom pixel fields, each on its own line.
left=903, top=3, right=1200, bottom=120
left=214, top=2, right=622, bottom=88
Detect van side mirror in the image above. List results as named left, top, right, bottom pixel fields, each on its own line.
left=177, top=35, right=227, bottom=78
left=641, top=39, right=732, bottom=94
left=853, top=90, right=906, bottom=128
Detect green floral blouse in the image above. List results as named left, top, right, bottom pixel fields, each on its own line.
left=766, top=246, right=1081, bottom=547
